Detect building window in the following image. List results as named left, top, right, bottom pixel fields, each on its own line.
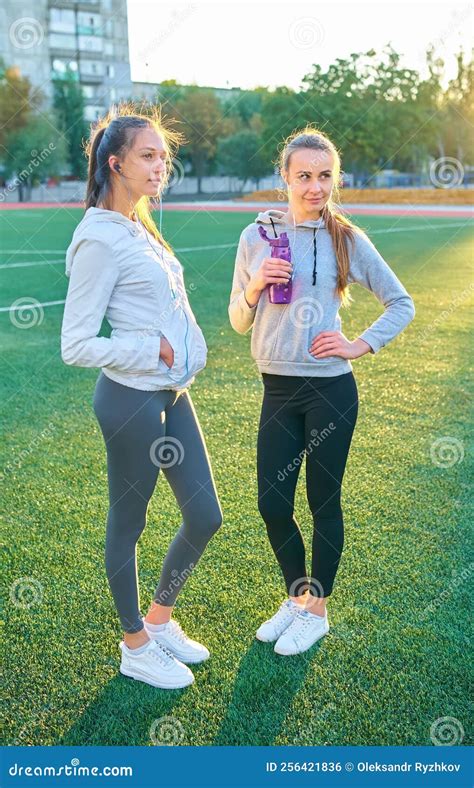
left=79, top=59, right=104, bottom=77
left=78, top=35, right=103, bottom=53
left=49, top=8, right=75, bottom=34
left=106, top=65, right=115, bottom=78
left=49, top=33, right=77, bottom=51
left=77, top=12, right=101, bottom=35
left=84, top=105, right=105, bottom=122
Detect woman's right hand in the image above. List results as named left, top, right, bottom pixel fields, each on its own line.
left=159, top=336, right=174, bottom=368
left=245, top=257, right=293, bottom=306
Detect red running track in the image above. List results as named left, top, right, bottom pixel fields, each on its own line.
left=0, top=201, right=473, bottom=218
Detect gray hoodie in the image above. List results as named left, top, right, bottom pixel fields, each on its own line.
left=228, top=209, right=415, bottom=377
left=61, top=207, right=207, bottom=391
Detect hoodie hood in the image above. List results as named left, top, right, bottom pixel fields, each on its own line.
left=255, top=208, right=326, bottom=230
left=65, top=207, right=139, bottom=277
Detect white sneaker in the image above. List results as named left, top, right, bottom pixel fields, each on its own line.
left=255, top=599, right=300, bottom=643
left=274, top=609, right=329, bottom=655
left=144, top=619, right=210, bottom=664
left=119, top=637, right=194, bottom=689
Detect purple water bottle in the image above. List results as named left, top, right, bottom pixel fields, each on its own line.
left=258, top=225, right=292, bottom=304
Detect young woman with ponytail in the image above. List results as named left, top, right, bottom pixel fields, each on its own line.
left=61, top=106, right=222, bottom=689
left=229, top=128, right=415, bottom=656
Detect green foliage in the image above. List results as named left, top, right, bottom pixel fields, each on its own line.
left=52, top=68, right=88, bottom=179
left=2, top=116, right=67, bottom=199
left=0, top=58, right=43, bottom=149
left=217, top=130, right=270, bottom=187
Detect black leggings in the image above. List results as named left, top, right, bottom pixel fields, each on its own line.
left=257, top=371, right=358, bottom=598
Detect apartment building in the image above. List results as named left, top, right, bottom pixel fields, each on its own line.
left=1, top=0, right=133, bottom=120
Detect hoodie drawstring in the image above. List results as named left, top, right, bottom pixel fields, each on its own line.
left=312, top=228, right=317, bottom=286
left=266, top=216, right=318, bottom=286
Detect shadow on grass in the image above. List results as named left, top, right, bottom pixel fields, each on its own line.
left=60, top=664, right=208, bottom=746
left=213, top=638, right=318, bottom=746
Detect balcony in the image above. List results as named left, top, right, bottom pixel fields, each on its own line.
left=79, top=71, right=103, bottom=84
left=48, top=1, right=100, bottom=9
left=78, top=35, right=103, bottom=53
left=49, top=32, right=77, bottom=53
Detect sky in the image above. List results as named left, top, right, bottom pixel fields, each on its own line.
left=127, top=0, right=473, bottom=91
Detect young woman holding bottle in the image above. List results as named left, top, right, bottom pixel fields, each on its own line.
left=229, top=128, right=415, bottom=656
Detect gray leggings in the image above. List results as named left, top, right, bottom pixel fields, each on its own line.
left=93, top=372, right=223, bottom=633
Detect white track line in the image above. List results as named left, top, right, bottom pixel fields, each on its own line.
left=0, top=221, right=472, bottom=312
left=0, top=299, right=66, bottom=313
left=1, top=260, right=63, bottom=269
left=1, top=222, right=471, bottom=270
left=0, top=250, right=65, bottom=255
left=0, top=243, right=239, bottom=269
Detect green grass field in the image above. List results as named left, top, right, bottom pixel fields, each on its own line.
left=1, top=206, right=472, bottom=747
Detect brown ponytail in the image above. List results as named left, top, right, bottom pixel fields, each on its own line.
left=83, top=103, right=184, bottom=253
left=85, top=125, right=107, bottom=209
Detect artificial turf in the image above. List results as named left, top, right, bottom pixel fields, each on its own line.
left=1, top=206, right=472, bottom=747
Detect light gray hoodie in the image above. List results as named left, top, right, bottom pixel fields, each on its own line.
left=228, top=209, right=415, bottom=377
left=61, top=207, right=207, bottom=391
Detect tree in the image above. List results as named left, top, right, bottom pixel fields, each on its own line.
left=217, top=130, right=270, bottom=190
left=3, top=116, right=67, bottom=201
left=221, top=89, right=263, bottom=125
left=0, top=59, right=43, bottom=150
left=52, top=68, right=88, bottom=179
left=442, top=49, right=474, bottom=166
left=259, top=87, right=306, bottom=165
left=300, top=46, right=443, bottom=184
left=175, top=87, right=223, bottom=192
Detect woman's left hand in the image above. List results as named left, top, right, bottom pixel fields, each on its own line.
left=309, top=331, right=372, bottom=359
